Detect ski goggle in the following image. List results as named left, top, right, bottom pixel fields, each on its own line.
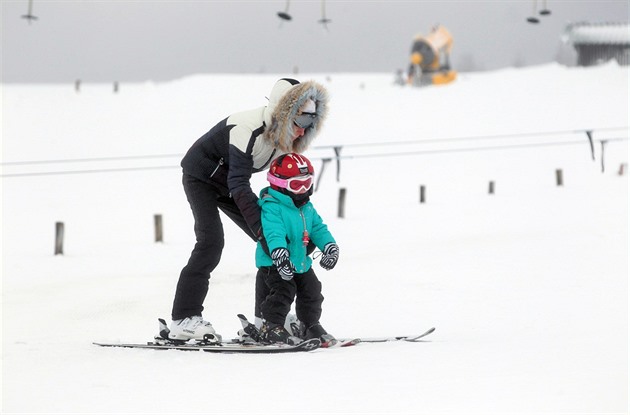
left=267, top=172, right=314, bottom=194
left=293, top=113, right=317, bottom=129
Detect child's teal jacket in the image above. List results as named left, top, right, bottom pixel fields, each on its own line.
left=255, top=187, right=335, bottom=273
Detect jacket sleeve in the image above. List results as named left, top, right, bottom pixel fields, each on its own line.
left=308, top=205, right=335, bottom=249
left=227, top=126, right=263, bottom=240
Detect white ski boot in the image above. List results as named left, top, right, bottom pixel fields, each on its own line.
left=169, top=315, right=221, bottom=342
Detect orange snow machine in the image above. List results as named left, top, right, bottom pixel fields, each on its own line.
left=407, top=25, right=457, bottom=87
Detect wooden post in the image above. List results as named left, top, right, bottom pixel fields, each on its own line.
left=54, top=222, right=64, bottom=255
left=619, top=163, right=627, bottom=176
left=337, top=188, right=346, bottom=218
left=556, top=169, right=563, bottom=186
left=333, top=146, right=342, bottom=182
left=154, top=214, right=163, bottom=243
left=585, top=130, right=595, bottom=161
left=488, top=181, right=495, bottom=195
left=419, top=185, right=426, bottom=203
left=315, top=158, right=331, bottom=192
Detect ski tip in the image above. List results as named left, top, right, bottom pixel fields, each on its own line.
left=299, top=338, right=322, bottom=351
left=340, top=338, right=361, bottom=347
left=237, top=314, right=247, bottom=320
left=158, top=317, right=167, bottom=325
left=405, top=327, right=436, bottom=342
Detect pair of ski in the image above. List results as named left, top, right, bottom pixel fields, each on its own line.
left=93, top=315, right=435, bottom=354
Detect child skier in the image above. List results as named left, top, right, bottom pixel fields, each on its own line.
left=255, top=153, right=339, bottom=345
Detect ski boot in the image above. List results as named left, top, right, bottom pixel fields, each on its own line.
left=285, top=313, right=304, bottom=338
left=168, top=315, right=222, bottom=344
left=236, top=314, right=261, bottom=344
left=305, top=322, right=337, bottom=347
left=259, top=320, right=303, bottom=345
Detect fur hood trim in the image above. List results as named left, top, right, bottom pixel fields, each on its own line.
left=263, top=79, right=329, bottom=153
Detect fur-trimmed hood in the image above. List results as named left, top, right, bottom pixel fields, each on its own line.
left=263, top=78, right=329, bottom=153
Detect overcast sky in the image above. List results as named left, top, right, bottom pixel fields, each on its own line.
left=1, top=1, right=628, bottom=83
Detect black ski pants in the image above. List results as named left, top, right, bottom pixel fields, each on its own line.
left=171, top=174, right=257, bottom=320
left=255, top=266, right=324, bottom=326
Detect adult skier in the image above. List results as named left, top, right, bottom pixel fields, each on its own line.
left=169, top=78, right=329, bottom=341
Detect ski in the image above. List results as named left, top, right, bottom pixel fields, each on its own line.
left=232, top=313, right=433, bottom=347
left=338, top=327, right=436, bottom=343
left=233, top=313, right=346, bottom=348
left=97, top=316, right=432, bottom=355
left=93, top=317, right=321, bottom=354
left=93, top=317, right=432, bottom=353
left=92, top=338, right=321, bottom=354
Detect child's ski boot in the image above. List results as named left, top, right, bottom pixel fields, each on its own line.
left=305, top=322, right=337, bottom=347
left=259, top=320, right=303, bottom=345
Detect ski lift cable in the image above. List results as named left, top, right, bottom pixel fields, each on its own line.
left=2, top=137, right=626, bottom=178
left=313, top=127, right=629, bottom=150
left=326, top=137, right=628, bottom=160
left=0, top=153, right=183, bottom=166
left=0, top=165, right=181, bottom=178
left=2, top=127, right=627, bottom=167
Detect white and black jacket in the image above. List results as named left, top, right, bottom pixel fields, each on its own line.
left=181, top=78, right=329, bottom=239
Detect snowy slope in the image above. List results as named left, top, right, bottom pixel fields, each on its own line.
left=1, top=63, right=628, bottom=414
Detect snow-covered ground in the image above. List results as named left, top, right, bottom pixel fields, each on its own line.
left=2, top=63, right=628, bottom=414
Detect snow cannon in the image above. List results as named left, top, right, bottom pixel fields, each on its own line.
left=407, top=25, right=457, bottom=87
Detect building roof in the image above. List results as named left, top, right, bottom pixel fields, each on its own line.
left=563, top=22, right=630, bottom=45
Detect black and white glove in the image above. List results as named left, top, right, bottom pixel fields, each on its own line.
left=319, top=243, right=339, bottom=271
left=271, top=247, right=295, bottom=281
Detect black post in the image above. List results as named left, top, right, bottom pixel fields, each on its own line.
left=315, top=158, right=331, bottom=192
left=154, top=214, right=163, bottom=243
left=419, top=185, right=426, bottom=203
left=333, top=146, right=342, bottom=182
left=586, top=130, right=595, bottom=161
left=55, top=222, right=64, bottom=255
left=556, top=169, right=563, bottom=186
left=338, top=188, right=347, bottom=218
